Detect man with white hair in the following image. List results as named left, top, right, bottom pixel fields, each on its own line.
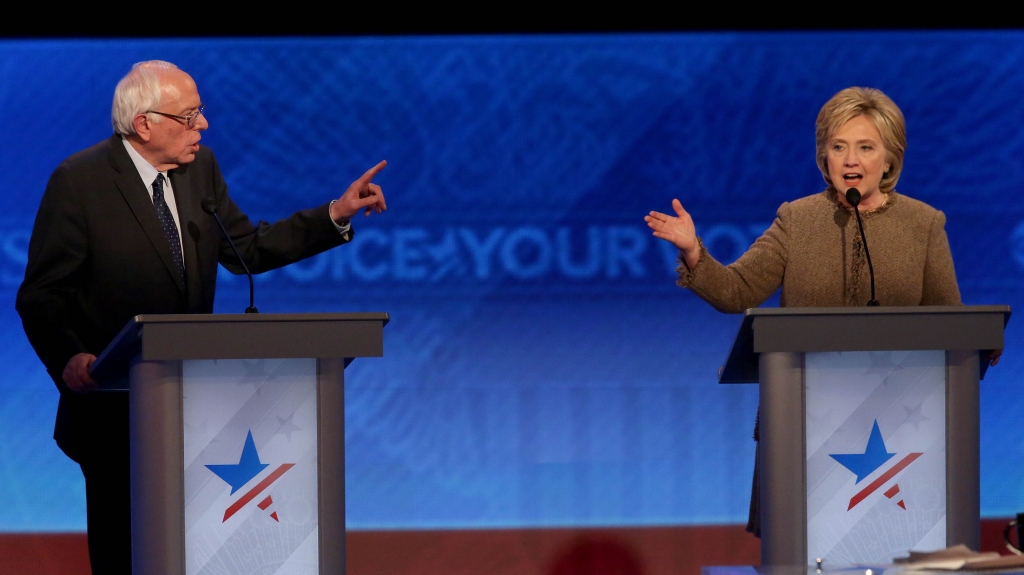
left=16, top=60, right=388, bottom=571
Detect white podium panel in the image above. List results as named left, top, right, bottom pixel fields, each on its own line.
left=182, top=358, right=320, bottom=574
left=722, top=307, right=1008, bottom=566
left=805, top=351, right=946, bottom=565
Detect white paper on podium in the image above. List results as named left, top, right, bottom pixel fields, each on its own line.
left=805, top=350, right=946, bottom=566
left=182, top=358, right=320, bottom=574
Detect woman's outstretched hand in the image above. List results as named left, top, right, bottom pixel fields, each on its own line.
left=646, top=199, right=700, bottom=269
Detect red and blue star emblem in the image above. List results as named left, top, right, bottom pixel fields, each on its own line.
left=829, top=420, right=922, bottom=510
left=206, top=430, right=295, bottom=522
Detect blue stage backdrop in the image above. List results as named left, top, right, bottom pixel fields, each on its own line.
left=0, top=32, right=1022, bottom=532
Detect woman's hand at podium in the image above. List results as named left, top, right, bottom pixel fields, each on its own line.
left=646, top=198, right=701, bottom=269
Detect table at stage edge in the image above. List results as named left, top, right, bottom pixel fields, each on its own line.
left=703, top=564, right=1024, bottom=575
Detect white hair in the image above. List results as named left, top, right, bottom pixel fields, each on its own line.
left=111, top=60, right=179, bottom=136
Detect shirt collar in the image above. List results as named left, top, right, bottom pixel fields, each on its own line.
left=121, top=136, right=166, bottom=188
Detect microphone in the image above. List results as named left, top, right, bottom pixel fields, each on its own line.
left=845, top=188, right=879, bottom=306
left=202, top=198, right=258, bottom=313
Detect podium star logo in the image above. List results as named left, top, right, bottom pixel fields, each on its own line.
left=829, top=420, right=895, bottom=483
left=206, top=430, right=269, bottom=494
left=206, top=429, right=295, bottom=522
left=829, top=419, right=923, bottom=511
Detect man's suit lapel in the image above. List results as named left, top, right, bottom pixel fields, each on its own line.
left=107, top=135, right=187, bottom=295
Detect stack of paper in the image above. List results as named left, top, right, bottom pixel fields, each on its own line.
left=893, top=544, right=1024, bottom=571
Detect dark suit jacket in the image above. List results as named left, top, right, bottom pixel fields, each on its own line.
left=16, top=134, right=350, bottom=462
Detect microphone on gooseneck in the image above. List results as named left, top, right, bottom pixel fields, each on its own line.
left=845, top=188, right=879, bottom=306
left=202, top=198, right=258, bottom=314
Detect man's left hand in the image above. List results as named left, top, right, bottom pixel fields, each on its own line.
left=331, top=160, right=388, bottom=223
left=63, top=353, right=98, bottom=393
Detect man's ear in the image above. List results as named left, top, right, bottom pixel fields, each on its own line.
left=132, top=113, right=152, bottom=142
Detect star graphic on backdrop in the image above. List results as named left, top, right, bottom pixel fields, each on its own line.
left=903, top=403, right=928, bottom=430
left=205, top=430, right=269, bottom=495
left=829, top=420, right=895, bottom=483
left=184, top=417, right=210, bottom=438
left=807, top=408, right=833, bottom=431
left=865, top=352, right=901, bottom=380
left=238, top=360, right=270, bottom=389
left=427, top=229, right=466, bottom=280
left=275, top=413, right=302, bottom=441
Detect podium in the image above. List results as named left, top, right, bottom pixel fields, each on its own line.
left=90, top=313, right=389, bottom=575
left=719, top=306, right=1010, bottom=567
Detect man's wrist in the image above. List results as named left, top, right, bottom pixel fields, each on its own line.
left=329, top=200, right=352, bottom=234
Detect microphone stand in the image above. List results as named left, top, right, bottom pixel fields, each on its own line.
left=845, top=188, right=879, bottom=306
left=202, top=199, right=258, bottom=313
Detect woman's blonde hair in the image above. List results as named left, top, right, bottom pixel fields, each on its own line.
left=815, top=87, right=906, bottom=194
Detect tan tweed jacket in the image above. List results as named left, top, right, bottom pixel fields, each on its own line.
left=676, top=190, right=962, bottom=312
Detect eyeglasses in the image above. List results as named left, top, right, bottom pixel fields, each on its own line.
left=146, top=105, right=205, bottom=129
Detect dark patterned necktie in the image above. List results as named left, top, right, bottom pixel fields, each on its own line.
left=152, top=174, right=185, bottom=283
